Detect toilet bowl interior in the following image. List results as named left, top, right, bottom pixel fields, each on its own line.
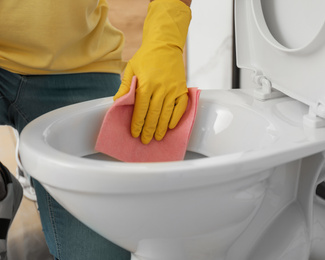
left=44, top=90, right=276, bottom=162
left=187, top=94, right=274, bottom=157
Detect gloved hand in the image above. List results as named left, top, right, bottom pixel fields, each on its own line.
left=114, top=0, right=192, bottom=144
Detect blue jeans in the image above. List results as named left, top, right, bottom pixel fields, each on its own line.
left=0, top=68, right=131, bottom=260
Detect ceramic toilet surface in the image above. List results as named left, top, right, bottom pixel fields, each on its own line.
left=19, top=89, right=325, bottom=194
left=235, top=0, right=325, bottom=127
left=19, top=88, right=325, bottom=260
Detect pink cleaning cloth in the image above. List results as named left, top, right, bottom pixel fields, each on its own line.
left=95, top=76, right=201, bottom=162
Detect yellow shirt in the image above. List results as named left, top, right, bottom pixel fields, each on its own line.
left=0, top=0, right=126, bottom=75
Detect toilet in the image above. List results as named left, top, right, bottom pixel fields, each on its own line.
left=18, top=0, right=325, bottom=260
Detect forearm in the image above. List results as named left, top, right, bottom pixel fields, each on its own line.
left=150, top=0, right=191, bottom=7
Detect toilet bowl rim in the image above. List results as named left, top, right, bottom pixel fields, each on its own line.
left=19, top=132, right=325, bottom=194
left=19, top=91, right=325, bottom=192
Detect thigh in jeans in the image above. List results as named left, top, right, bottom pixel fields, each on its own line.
left=0, top=67, right=24, bottom=127
left=12, top=73, right=122, bottom=132
left=0, top=93, right=10, bottom=126
left=11, top=72, right=131, bottom=260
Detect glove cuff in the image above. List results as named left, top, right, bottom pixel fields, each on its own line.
left=143, top=0, right=192, bottom=51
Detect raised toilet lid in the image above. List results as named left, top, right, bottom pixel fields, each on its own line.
left=235, top=0, right=325, bottom=126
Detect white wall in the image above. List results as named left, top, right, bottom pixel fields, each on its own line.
left=187, top=0, right=234, bottom=90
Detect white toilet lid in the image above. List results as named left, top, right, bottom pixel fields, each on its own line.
left=235, top=0, right=325, bottom=118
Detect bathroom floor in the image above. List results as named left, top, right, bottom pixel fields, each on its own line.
left=1, top=1, right=149, bottom=259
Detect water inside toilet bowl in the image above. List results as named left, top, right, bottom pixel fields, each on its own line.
left=84, top=150, right=207, bottom=162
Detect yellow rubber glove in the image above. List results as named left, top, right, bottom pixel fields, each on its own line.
left=114, top=0, right=191, bottom=144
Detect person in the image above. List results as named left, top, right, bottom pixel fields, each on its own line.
left=0, top=0, right=192, bottom=259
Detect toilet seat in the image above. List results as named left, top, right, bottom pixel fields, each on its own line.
left=235, top=0, right=325, bottom=127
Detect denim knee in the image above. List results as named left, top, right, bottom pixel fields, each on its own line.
left=33, top=180, right=131, bottom=260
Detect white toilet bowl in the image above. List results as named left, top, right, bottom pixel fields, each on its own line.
left=19, top=89, right=325, bottom=260
left=18, top=0, right=325, bottom=259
